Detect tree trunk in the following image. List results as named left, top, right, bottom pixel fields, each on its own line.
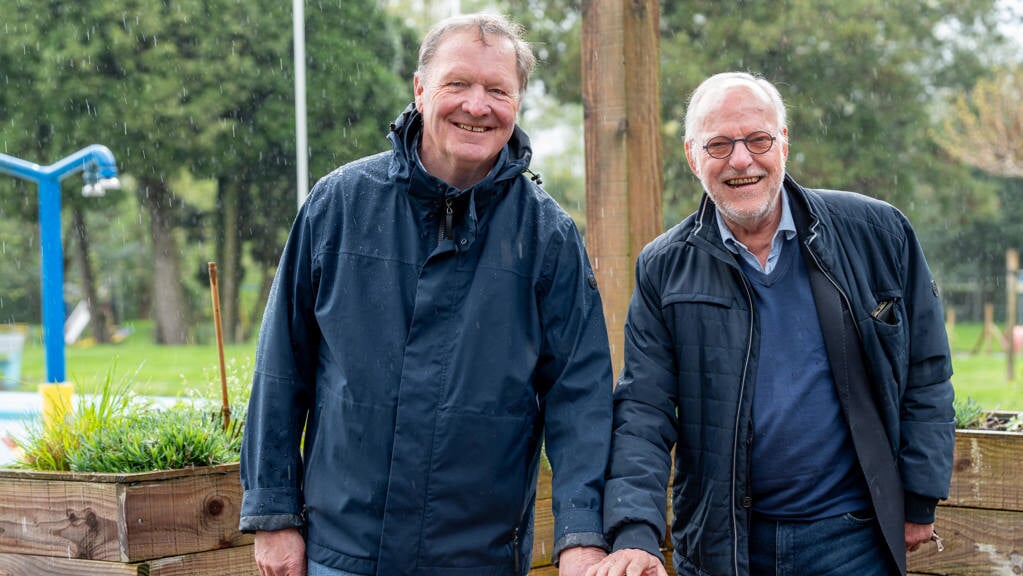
left=69, top=203, right=110, bottom=344
left=137, top=178, right=190, bottom=345
left=215, top=177, right=243, bottom=344
left=582, top=0, right=663, bottom=376
left=245, top=266, right=275, bottom=342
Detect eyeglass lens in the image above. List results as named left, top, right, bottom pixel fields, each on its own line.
left=704, top=131, right=775, bottom=159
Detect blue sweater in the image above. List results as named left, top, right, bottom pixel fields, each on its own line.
left=740, top=236, right=870, bottom=519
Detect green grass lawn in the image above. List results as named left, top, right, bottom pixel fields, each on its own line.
left=5, top=320, right=1023, bottom=411
left=10, top=320, right=256, bottom=398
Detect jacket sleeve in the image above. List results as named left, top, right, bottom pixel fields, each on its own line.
left=603, top=248, right=677, bottom=560
left=238, top=195, right=322, bottom=533
left=896, top=211, right=955, bottom=522
left=535, top=218, right=614, bottom=562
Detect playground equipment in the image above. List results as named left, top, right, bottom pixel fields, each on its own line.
left=0, top=145, right=121, bottom=384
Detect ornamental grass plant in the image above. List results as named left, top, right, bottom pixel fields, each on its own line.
left=11, top=360, right=249, bottom=473
left=954, top=395, right=1023, bottom=431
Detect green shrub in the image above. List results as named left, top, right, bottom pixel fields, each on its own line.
left=12, top=361, right=249, bottom=473
left=954, top=396, right=986, bottom=429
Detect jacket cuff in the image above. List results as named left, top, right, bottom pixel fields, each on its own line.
left=552, top=532, right=609, bottom=566
left=610, top=522, right=665, bottom=563
left=238, top=513, right=304, bottom=534
left=905, top=491, right=939, bottom=524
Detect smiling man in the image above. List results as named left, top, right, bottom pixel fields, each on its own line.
left=240, top=12, right=613, bottom=576
left=587, top=72, right=955, bottom=576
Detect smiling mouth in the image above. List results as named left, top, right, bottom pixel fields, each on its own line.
left=457, top=123, right=488, bottom=133
left=726, top=176, right=761, bottom=187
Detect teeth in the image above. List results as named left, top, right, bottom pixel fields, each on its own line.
left=727, top=177, right=760, bottom=186
left=457, top=123, right=487, bottom=133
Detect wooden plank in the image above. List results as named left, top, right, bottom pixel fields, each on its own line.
left=907, top=506, right=1023, bottom=575
left=0, top=546, right=257, bottom=576
left=0, top=463, right=239, bottom=484
left=0, top=552, right=141, bottom=576
left=537, top=466, right=552, bottom=500
left=946, top=430, right=1023, bottom=512
left=0, top=464, right=249, bottom=562
left=147, top=545, right=258, bottom=576
left=531, top=497, right=555, bottom=568
left=0, top=473, right=125, bottom=561
left=121, top=467, right=250, bottom=561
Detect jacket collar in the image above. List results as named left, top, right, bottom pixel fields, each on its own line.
left=386, top=103, right=533, bottom=202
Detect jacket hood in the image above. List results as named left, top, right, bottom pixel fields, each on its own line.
left=386, top=102, right=534, bottom=199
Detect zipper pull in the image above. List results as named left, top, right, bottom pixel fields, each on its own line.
left=445, top=197, right=454, bottom=239
left=512, top=526, right=520, bottom=573
left=436, top=197, right=454, bottom=243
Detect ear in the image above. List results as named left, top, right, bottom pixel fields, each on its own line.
left=685, top=140, right=700, bottom=177
left=779, top=126, right=790, bottom=161
left=413, top=73, right=426, bottom=113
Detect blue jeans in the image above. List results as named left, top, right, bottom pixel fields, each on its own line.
left=750, top=510, right=897, bottom=575
left=307, top=560, right=367, bottom=576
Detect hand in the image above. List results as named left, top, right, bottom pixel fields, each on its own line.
left=254, top=528, right=306, bottom=576
left=558, top=545, right=607, bottom=576
left=905, top=521, right=934, bottom=552
left=584, top=548, right=668, bottom=576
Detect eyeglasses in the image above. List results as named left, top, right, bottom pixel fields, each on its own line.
left=702, top=131, right=776, bottom=159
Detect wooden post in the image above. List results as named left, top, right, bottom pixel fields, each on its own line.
left=582, top=0, right=663, bottom=377
left=972, top=303, right=1006, bottom=354
left=945, top=307, right=955, bottom=351
left=1007, top=249, right=1019, bottom=381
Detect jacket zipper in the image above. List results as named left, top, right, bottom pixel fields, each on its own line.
left=732, top=270, right=755, bottom=576
left=512, top=526, right=521, bottom=574
left=437, top=197, right=453, bottom=243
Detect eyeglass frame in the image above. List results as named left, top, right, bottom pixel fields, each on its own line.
left=701, top=131, right=777, bottom=160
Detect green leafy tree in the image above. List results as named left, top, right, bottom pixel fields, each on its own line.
left=937, top=67, right=1023, bottom=179
left=655, top=0, right=1009, bottom=224
left=503, top=0, right=1013, bottom=297
left=0, top=0, right=415, bottom=343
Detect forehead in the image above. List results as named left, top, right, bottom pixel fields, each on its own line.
left=698, top=85, right=778, bottom=134
left=430, top=30, right=518, bottom=78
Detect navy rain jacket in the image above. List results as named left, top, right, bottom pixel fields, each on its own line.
left=604, top=176, right=954, bottom=575
left=239, top=104, right=613, bottom=576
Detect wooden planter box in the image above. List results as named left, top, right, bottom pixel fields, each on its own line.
left=531, top=427, right=1023, bottom=576
left=0, top=462, right=255, bottom=575
left=908, top=427, right=1023, bottom=575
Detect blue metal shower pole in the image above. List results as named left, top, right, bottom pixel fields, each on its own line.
left=0, top=145, right=120, bottom=383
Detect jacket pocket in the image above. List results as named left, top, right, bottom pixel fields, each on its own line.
left=861, top=294, right=907, bottom=388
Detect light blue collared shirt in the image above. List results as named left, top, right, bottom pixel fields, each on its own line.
left=715, top=190, right=797, bottom=274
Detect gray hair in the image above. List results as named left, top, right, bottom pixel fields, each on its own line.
left=684, top=72, right=787, bottom=145
left=417, top=12, right=536, bottom=95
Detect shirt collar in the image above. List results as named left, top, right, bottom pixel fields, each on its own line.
left=716, top=189, right=797, bottom=273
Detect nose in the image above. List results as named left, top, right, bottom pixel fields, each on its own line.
left=728, top=142, right=755, bottom=169
left=462, top=85, right=491, bottom=116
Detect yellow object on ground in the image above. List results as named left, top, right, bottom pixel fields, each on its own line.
left=39, top=383, right=74, bottom=428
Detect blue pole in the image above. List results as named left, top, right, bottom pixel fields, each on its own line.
left=0, top=145, right=120, bottom=383
left=37, top=176, right=66, bottom=382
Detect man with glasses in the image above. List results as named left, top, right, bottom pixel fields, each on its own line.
left=586, top=72, right=954, bottom=576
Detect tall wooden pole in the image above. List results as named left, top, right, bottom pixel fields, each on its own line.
left=582, top=0, right=663, bottom=378
left=1007, top=249, right=1018, bottom=381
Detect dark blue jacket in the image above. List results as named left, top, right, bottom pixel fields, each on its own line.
left=240, top=104, right=613, bottom=575
left=604, top=176, right=955, bottom=575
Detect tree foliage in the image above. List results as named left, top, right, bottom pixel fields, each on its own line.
left=0, top=0, right=414, bottom=340
left=937, top=67, right=1023, bottom=179
left=498, top=0, right=1016, bottom=312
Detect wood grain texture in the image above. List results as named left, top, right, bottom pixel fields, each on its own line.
left=0, top=545, right=257, bottom=576
left=0, top=463, right=249, bottom=563
left=946, top=430, right=1023, bottom=511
